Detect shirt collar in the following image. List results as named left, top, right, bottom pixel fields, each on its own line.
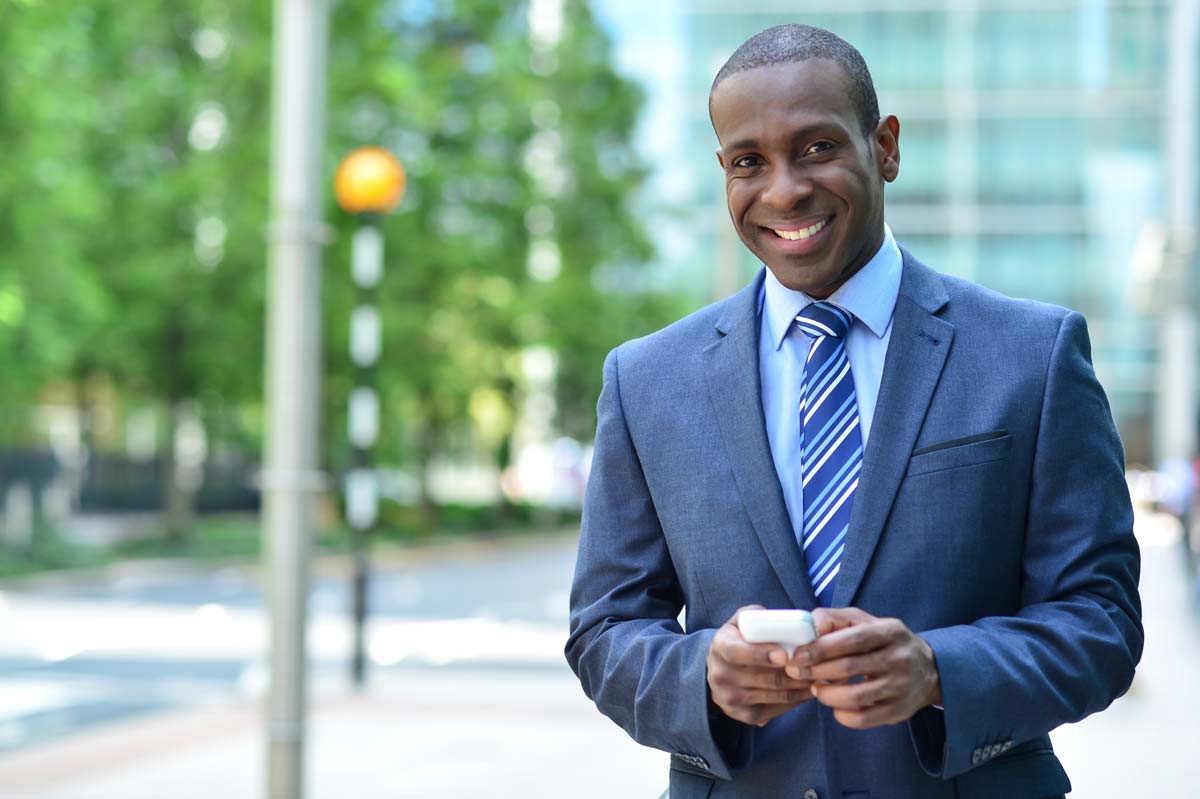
left=759, top=224, right=903, bottom=351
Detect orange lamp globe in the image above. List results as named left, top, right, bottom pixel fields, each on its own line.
left=334, top=146, right=406, bottom=215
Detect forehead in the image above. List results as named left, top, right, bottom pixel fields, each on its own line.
left=710, top=59, right=857, bottom=143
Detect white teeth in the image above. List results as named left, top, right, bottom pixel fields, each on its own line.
left=774, top=219, right=826, bottom=240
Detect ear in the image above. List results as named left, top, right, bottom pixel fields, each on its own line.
left=873, top=115, right=900, bottom=183
left=715, top=148, right=727, bottom=169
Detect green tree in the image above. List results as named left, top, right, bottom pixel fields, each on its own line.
left=0, top=0, right=681, bottom=539
left=324, top=0, right=680, bottom=519
left=0, top=1, right=272, bottom=538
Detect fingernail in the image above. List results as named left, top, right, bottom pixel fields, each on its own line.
left=785, top=666, right=799, bottom=679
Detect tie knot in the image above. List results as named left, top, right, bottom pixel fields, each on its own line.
left=795, top=302, right=852, bottom=339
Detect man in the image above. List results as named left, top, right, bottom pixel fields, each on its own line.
left=565, top=23, right=1142, bottom=799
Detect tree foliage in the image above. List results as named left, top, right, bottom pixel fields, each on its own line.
left=0, top=0, right=681, bottom=527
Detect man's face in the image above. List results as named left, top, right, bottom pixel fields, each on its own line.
left=710, top=59, right=900, bottom=298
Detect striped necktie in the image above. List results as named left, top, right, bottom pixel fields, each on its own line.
left=794, top=302, right=862, bottom=606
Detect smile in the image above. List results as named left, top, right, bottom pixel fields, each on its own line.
left=770, top=219, right=828, bottom=240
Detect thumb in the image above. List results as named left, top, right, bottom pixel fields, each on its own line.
left=730, top=604, right=767, bottom=629
left=811, top=606, right=875, bottom=636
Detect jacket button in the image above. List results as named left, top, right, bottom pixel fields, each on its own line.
left=803, top=789, right=819, bottom=799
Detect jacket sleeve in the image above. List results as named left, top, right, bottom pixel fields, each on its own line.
left=564, top=347, right=750, bottom=781
left=911, top=311, right=1144, bottom=778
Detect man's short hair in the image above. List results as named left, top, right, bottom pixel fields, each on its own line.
left=710, top=24, right=881, bottom=137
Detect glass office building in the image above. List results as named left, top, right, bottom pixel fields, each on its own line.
left=597, top=0, right=1180, bottom=463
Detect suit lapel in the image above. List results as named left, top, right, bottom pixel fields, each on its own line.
left=704, top=275, right=817, bottom=610
left=833, top=251, right=953, bottom=607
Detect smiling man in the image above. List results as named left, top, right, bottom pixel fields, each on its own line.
left=566, top=24, right=1142, bottom=799
left=711, top=56, right=893, bottom=300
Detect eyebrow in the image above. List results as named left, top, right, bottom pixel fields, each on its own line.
left=722, top=137, right=760, bottom=153
left=721, top=122, right=845, bottom=154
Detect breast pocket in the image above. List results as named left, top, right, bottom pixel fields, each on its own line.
left=906, top=432, right=1012, bottom=478
left=888, top=432, right=1020, bottom=616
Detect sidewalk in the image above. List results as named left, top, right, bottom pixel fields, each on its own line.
left=0, top=667, right=668, bottom=799
left=0, top=513, right=1195, bottom=798
left=1049, top=510, right=1200, bottom=797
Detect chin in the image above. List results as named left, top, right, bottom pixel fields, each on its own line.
left=770, top=270, right=827, bottom=296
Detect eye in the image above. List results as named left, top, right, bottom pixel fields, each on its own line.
left=730, top=154, right=764, bottom=169
left=803, top=140, right=836, bottom=157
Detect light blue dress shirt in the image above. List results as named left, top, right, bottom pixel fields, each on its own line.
left=758, top=224, right=903, bottom=542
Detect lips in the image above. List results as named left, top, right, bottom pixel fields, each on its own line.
left=760, top=215, right=834, bottom=255
left=770, top=218, right=828, bottom=240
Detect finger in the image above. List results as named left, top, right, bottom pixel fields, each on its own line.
left=728, top=605, right=791, bottom=667
left=719, top=606, right=786, bottom=667
left=735, top=666, right=813, bottom=691
left=789, top=643, right=816, bottom=673
left=728, top=692, right=814, bottom=727
left=809, top=651, right=887, bottom=683
left=726, top=700, right=803, bottom=728
left=811, top=606, right=875, bottom=636
left=709, top=661, right=811, bottom=695
left=730, top=604, right=766, bottom=626
left=807, top=619, right=903, bottom=664
left=784, top=661, right=815, bottom=681
left=810, top=676, right=898, bottom=711
left=737, top=687, right=815, bottom=707
left=714, top=623, right=790, bottom=668
left=717, top=637, right=790, bottom=668
left=790, top=608, right=878, bottom=670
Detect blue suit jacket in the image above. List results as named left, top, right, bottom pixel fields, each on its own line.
left=565, top=251, right=1143, bottom=799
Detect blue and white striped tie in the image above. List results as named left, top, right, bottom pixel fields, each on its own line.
left=795, top=302, right=862, bottom=606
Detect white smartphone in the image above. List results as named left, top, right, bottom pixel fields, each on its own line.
left=737, top=609, right=817, bottom=656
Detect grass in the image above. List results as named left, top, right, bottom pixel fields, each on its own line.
left=110, top=514, right=265, bottom=560
left=0, top=524, right=109, bottom=579
left=0, top=502, right=582, bottom=579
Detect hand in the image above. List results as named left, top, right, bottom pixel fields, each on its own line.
left=788, top=607, right=942, bottom=729
left=706, top=605, right=816, bottom=727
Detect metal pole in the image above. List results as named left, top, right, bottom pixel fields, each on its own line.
left=945, top=0, right=979, bottom=281
left=346, top=223, right=384, bottom=688
left=350, top=531, right=369, bottom=685
left=263, top=1, right=329, bottom=797
left=1156, top=0, right=1199, bottom=463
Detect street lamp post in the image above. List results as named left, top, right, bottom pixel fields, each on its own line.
left=333, top=146, right=406, bottom=688
left=264, top=1, right=329, bottom=797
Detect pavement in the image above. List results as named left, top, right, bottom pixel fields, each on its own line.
left=1048, top=510, right=1200, bottom=797
left=0, top=668, right=668, bottom=799
left=0, top=531, right=587, bottom=761
left=0, top=532, right=670, bottom=799
left=0, top=513, right=1197, bottom=798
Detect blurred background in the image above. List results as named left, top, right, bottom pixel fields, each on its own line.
left=0, top=0, right=1197, bottom=797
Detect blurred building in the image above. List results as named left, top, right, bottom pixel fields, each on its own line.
left=596, top=0, right=1199, bottom=465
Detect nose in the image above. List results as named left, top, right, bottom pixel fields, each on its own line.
left=760, top=162, right=813, bottom=210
